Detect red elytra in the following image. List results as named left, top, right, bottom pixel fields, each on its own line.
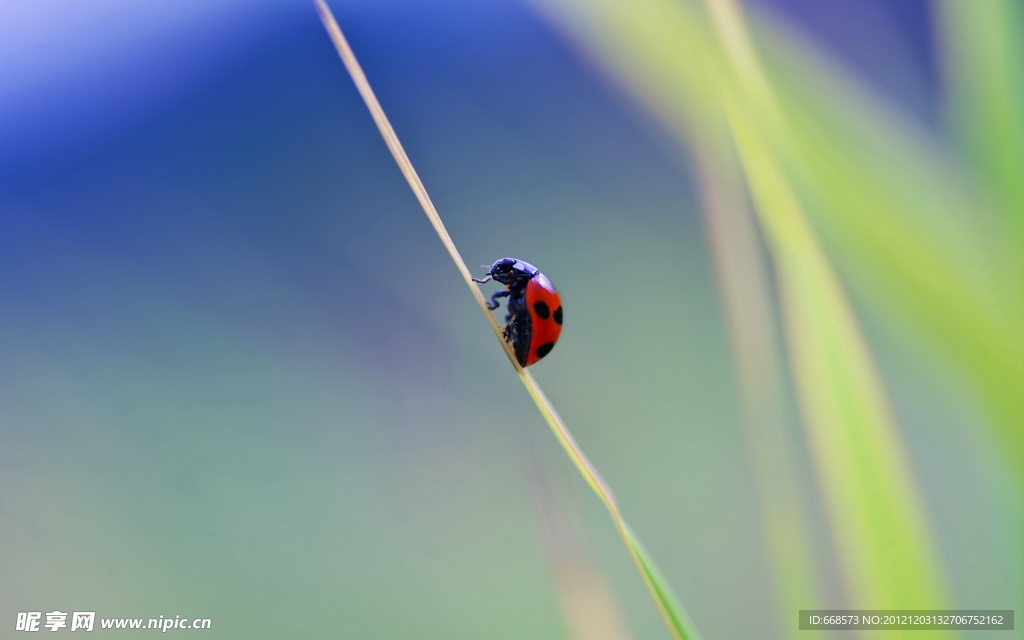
left=473, top=258, right=563, bottom=367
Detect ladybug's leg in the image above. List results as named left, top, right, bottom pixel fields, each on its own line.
left=487, top=289, right=510, bottom=311
left=504, top=295, right=522, bottom=323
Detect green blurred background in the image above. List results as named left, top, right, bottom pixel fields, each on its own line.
left=1, top=0, right=1020, bottom=638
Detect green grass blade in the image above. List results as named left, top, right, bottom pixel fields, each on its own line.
left=313, top=3, right=703, bottom=638
left=521, top=373, right=704, bottom=640
left=622, top=523, right=703, bottom=640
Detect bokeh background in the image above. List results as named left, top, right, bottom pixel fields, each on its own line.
left=1, top=1, right=1020, bottom=638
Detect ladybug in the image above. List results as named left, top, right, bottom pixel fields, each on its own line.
left=473, top=258, right=563, bottom=367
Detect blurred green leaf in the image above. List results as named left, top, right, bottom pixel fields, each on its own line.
left=531, top=0, right=967, bottom=621
left=696, top=146, right=824, bottom=637
left=938, top=0, right=1024, bottom=233
left=532, top=0, right=1023, bottom=487
left=752, top=25, right=1024, bottom=477
left=726, top=95, right=948, bottom=615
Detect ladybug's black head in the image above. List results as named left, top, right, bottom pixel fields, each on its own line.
left=485, top=257, right=537, bottom=286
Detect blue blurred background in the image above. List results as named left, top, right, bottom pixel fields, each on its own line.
left=1, top=1, right=1018, bottom=638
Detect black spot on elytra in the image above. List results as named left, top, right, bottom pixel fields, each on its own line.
left=535, top=342, right=555, bottom=359
left=533, top=301, right=550, bottom=319
left=553, top=306, right=563, bottom=326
